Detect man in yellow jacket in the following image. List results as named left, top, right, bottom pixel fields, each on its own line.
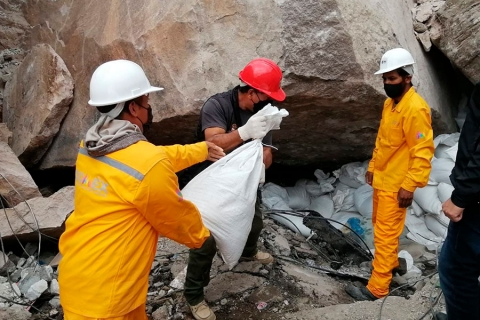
left=58, top=59, right=225, bottom=320
left=346, top=48, right=434, bottom=300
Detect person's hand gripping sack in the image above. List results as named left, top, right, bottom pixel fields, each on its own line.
left=237, top=113, right=268, bottom=141
left=205, top=141, right=226, bottom=162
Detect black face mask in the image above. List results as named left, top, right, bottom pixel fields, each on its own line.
left=384, top=83, right=405, bottom=99
left=253, top=99, right=273, bottom=113
left=136, top=104, right=153, bottom=132
left=142, top=107, right=153, bottom=132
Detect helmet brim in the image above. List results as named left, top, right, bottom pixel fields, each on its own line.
left=374, top=64, right=415, bottom=75
left=88, top=86, right=164, bottom=106
left=267, top=88, right=287, bottom=102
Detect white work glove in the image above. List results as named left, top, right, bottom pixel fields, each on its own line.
left=237, top=114, right=267, bottom=141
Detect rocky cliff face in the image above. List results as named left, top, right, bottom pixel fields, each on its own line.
left=412, top=0, right=480, bottom=85
left=4, top=0, right=460, bottom=168
left=0, top=0, right=30, bottom=122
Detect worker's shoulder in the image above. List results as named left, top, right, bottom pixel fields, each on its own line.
left=408, top=91, right=431, bottom=112
left=203, top=90, right=234, bottom=110
left=112, top=141, right=170, bottom=174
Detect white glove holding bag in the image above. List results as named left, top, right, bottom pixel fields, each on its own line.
left=237, top=114, right=267, bottom=141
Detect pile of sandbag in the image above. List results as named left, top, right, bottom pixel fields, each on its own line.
left=409, top=133, right=460, bottom=246
left=261, top=133, right=461, bottom=251
left=261, top=160, right=375, bottom=249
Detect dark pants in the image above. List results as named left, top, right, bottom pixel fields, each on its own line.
left=184, top=200, right=264, bottom=305
left=439, top=204, right=480, bottom=320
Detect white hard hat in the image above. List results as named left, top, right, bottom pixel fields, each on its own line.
left=374, top=48, right=415, bottom=75
left=88, top=59, right=163, bottom=107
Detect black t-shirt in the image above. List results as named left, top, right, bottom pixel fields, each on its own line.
left=196, top=86, right=273, bottom=146
left=178, top=87, right=273, bottom=188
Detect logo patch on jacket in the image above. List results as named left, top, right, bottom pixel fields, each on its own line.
left=75, top=170, right=109, bottom=197
left=416, top=131, right=426, bottom=139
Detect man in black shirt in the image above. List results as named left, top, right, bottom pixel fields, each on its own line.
left=184, top=58, right=286, bottom=320
left=437, top=82, right=480, bottom=320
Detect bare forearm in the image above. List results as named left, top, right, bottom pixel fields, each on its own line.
left=263, top=147, right=273, bottom=169
left=207, top=131, right=243, bottom=152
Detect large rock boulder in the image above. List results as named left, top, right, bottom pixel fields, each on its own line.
left=0, top=141, right=42, bottom=207
left=22, top=0, right=458, bottom=168
left=4, top=44, right=74, bottom=168
left=412, top=0, right=480, bottom=84
left=0, top=186, right=74, bottom=241
left=0, top=123, right=11, bottom=144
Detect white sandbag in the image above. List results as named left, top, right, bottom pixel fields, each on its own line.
left=445, top=144, right=458, bottom=162
left=261, top=183, right=289, bottom=203
left=413, top=185, right=442, bottom=215
left=337, top=162, right=367, bottom=188
left=354, top=184, right=373, bottom=218
left=437, top=182, right=454, bottom=203
left=433, top=133, right=460, bottom=149
left=308, top=195, right=335, bottom=219
left=425, top=214, right=448, bottom=238
left=182, top=141, right=263, bottom=269
left=435, top=144, right=452, bottom=160
left=301, top=178, right=327, bottom=197
left=429, top=158, right=455, bottom=185
left=286, top=180, right=311, bottom=210
left=260, top=183, right=291, bottom=210
left=436, top=211, right=450, bottom=228
left=330, top=211, right=363, bottom=230
left=405, top=210, right=442, bottom=250
left=262, top=196, right=291, bottom=210
left=332, top=183, right=356, bottom=213
left=410, top=201, right=424, bottom=217
left=313, top=169, right=336, bottom=194
left=182, top=104, right=288, bottom=269
left=270, top=212, right=312, bottom=237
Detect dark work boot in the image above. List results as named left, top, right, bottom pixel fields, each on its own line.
left=345, top=284, right=378, bottom=301
left=392, top=257, right=408, bottom=276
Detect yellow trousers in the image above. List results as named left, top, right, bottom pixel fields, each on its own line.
left=63, top=304, right=147, bottom=320
left=367, top=189, right=407, bottom=298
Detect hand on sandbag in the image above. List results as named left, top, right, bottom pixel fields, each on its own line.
left=365, top=171, right=374, bottom=186
left=205, top=141, right=226, bottom=162
left=397, top=187, right=413, bottom=208
left=237, top=114, right=268, bottom=141
left=442, top=198, right=464, bottom=222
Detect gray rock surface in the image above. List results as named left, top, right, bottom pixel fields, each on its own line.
left=0, top=123, right=11, bottom=144
left=3, top=44, right=74, bottom=167
left=433, top=0, right=480, bottom=84
left=0, top=141, right=42, bottom=207
left=0, top=0, right=30, bottom=122
left=0, top=186, right=74, bottom=241
left=412, top=0, right=479, bottom=84
left=205, top=272, right=266, bottom=302
left=19, top=0, right=458, bottom=169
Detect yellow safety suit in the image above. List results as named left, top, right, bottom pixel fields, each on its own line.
left=366, top=87, right=434, bottom=298
left=59, top=140, right=210, bottom=319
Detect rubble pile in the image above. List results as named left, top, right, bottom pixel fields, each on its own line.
left=411, top=0, right=446, bottom=52
left=0, top=213, right=444, bottom=320
left=0, top=247, right=62, bottom=320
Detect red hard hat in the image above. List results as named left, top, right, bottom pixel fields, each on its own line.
left=238, top=58, right=286, bottom=102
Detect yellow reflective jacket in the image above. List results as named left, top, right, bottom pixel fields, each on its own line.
left=59, top=140, right=210, bottom=318
left=368, top=87, right=434, bottom=192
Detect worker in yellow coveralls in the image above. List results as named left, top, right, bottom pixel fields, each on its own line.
left=346, top=48, right=434, bottom=301
left=58, top=59, right=225, bottom=320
